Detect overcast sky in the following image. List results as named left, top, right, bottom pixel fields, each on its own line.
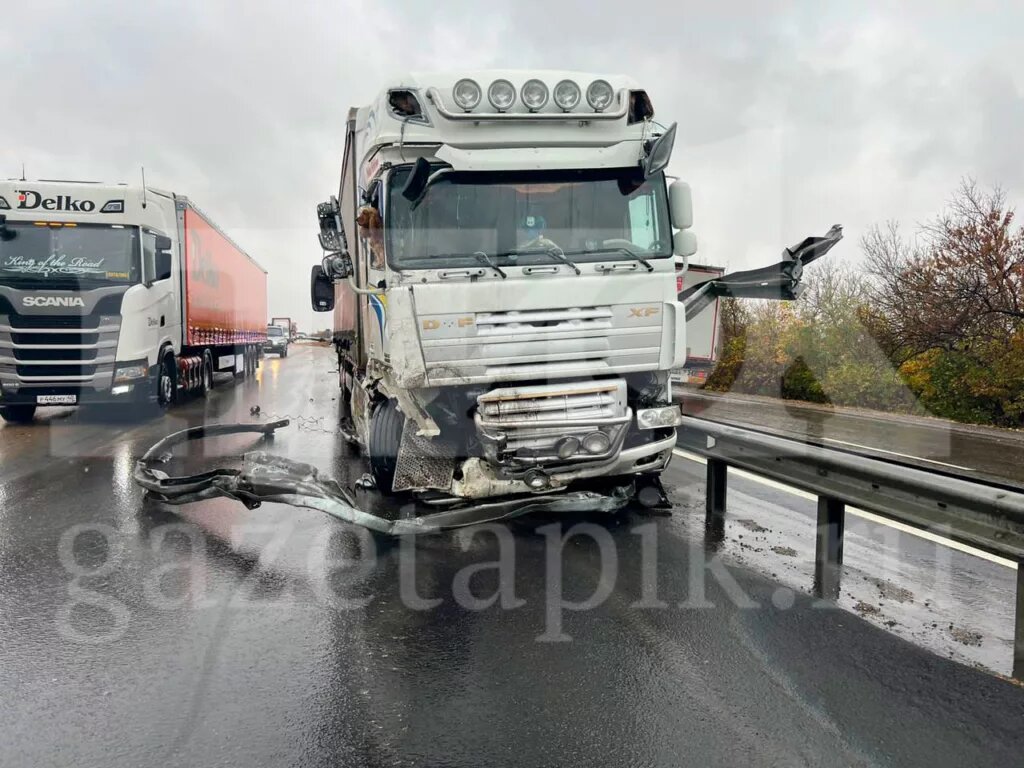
left=2, top=0, right=1021, bottom=331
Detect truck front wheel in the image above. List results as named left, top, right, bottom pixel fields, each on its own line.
left=0, top=405, right=37, bottom=424
left=368, top=399, right=405, bottom=493
left=157, top=353, right=176, bottom=411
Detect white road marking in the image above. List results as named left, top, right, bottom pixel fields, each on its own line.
left=815, top=436, right=975, bottom=472
left=671, top=448, right=1017, bottom=570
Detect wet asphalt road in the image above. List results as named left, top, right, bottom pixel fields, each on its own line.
left=2, top=344, right=1023, bottom=767
left=676, top=388, right=1024, bottom=488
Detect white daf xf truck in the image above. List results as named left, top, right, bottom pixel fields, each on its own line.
left=309, top=70, right=841, bottom=514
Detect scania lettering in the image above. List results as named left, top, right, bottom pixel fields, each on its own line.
left=308, top=70, right=842, bottom=523
left=23, top=296, right=87, bottom=308
left=0, top=180, right=268, bottom=423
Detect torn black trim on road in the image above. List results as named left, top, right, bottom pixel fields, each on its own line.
left=133, top=421, right=634, bottom=535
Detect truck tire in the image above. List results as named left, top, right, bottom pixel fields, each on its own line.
left=368, top=399, right=404, bottom=493
left=201, top=354, right=214, bottom=396
left=157, top=352, right=176, bottom=411
left=0, top=405, right=36, bottom=424
left=281, top=346, right=288, bottom=358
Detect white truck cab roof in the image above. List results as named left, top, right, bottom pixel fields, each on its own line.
left=355, top=70, right=661, bottom=176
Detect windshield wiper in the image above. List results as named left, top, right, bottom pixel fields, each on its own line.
left=471, top=251, right=507, bottom=279
left=505, top=244, right=581, bottom=275
left=572, top=246, right=655, bottom=272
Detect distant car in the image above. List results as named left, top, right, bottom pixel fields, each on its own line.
left=264, top=325, right=289, bottom=357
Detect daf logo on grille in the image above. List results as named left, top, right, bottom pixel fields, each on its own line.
left=22, top=296, right=86, bottom=308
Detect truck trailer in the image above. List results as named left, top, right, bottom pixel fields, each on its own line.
left=0, top=180, right=267, bottom=422
left=672, top=264, right=725, bottom=385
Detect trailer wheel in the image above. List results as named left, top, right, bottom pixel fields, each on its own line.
left=368, top=399, right=404, bottom=493
left=201, top=354, right=214, bottom=396
left=0, top=405, right=36, bottom=424
left=157, top=352, right=176, bottom=410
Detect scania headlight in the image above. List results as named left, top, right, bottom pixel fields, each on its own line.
left=487, top=79, right=516, bottom=111
left=520, top=79, right=549, bottom=111
left=114, top=364, right=148, bottom=382
left=636, top=406, right=683, bottom=430
left=452, top=78, right=482, bottom=111
left=586, top=79, right=615, bottom=112
left=553, top=79, right=581, bottom=111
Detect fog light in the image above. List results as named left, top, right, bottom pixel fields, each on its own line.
left=111, top=384, right=132, bottom=395
left=581, top=431, right=611, bottom=454
left=555, top=436, right=580, bottom=459
left=452, top=78, right=482, bottom=110
left=553, top=79, right=581, bottom=111
left=524, top=469, right=550, bottom=490
left=520, top=79, right=549, bottom=111
left=586, top=79, right=615, bottom=111
left=487, top=79, right=516, bottom=111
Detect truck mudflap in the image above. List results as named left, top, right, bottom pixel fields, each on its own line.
left=133, top=421, right=635, bottom=535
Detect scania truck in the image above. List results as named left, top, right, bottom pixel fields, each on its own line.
left=0, top=180, right=267, bottom=422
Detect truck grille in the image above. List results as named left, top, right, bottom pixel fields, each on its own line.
left=420, top=304, right=664, bottom=385
left=0, top=295, right=123, bottom=390
left=474, top=379, right=631, bottom=474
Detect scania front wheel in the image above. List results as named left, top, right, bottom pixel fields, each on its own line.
left=157, top=352, right=176, bottom=411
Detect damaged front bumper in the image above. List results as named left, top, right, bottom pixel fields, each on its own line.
left=133, top=421, right=636, bottom=535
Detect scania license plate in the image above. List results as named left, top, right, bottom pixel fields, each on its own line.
left=36, top=395, right=77, bottom=405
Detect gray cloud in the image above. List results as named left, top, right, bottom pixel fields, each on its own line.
left=1, top=0, right=1021, bottom=328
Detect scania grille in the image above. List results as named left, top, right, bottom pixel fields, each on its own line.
left=0, top=313, right=121, bottom=390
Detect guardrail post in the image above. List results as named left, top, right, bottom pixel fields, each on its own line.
left=813, top=496, right=845, bottom=600
left=1014, top=563, right=1024, bottom=680
left=705, top=459, right=727, bottom=544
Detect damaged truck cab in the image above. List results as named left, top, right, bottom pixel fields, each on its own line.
left=312, top=71, right=695, bottom=507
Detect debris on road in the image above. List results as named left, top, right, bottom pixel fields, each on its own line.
left=134, top=421, right=634, bottom=535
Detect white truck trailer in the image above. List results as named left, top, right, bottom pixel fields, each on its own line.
left=0, top=180, right=267, bottom=422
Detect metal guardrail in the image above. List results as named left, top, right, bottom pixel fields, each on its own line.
left=676, top=415, right=1024, bottom=679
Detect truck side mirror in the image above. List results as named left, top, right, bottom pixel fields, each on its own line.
left=642, top=122, right=677, bottom=178
left=153, top=234, right=173, bottom=281
left=311, top=265, right=335, bottom=312
left=673, top=230, right=697, bottom=257
left=322, top=252, right=352, bottom=280
left=402, top=158, right=431, bottom=201
left=669, top=179, right=696, bottom=257
left=668, top=180, right=692, bottom=229
left=317, top=197, right=346, bottom=252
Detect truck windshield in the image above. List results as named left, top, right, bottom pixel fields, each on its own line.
left=0, top=222, right=141, bottom=288
left=267, top=326, right=284, bottom=337
left=385, top=168, right=673, bottom=270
